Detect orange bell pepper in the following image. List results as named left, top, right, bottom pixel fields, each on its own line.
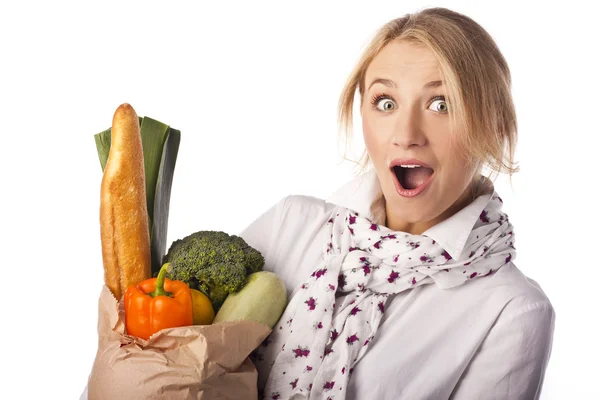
left=124, top=263, right=193, bottom=340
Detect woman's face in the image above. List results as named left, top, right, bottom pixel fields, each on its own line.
left=361, top=40, right=477, bottom=235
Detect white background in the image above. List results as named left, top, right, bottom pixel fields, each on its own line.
left=1, top=1, right=597, bottom=398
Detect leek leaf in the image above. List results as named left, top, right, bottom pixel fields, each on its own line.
left=94, top=117, right=143, bottom=171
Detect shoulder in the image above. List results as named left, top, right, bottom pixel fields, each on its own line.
left=475, top=263, right=555, bottom=333
left=243, top=194, right=342, bottom=238
left=284, top=194, right=330, bottom=211
left=440, top=261, right=556, bottom=340
left=281, top=194, right=340, bottom=221
left=491, top=263, right=553, bottom=309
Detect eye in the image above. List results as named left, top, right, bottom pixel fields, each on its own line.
left=429, top=95, right=449, bottom=113
left=371, top=94, right=396, bottom=112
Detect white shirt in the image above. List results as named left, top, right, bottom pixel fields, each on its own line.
left=80, top=170, right=555, bottom=400
left=241, top=169, right=555, bottom=400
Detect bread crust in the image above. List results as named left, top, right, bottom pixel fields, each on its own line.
left=100, top=103, right=151, bottom=300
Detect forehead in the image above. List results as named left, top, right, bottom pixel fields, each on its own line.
left=366, top=41, right=442, bottom=84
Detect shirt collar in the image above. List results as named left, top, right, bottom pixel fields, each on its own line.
left=326, top=168, right=494, bottom=261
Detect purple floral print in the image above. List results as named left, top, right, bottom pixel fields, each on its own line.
left=256, top=191, right=516, bottom=400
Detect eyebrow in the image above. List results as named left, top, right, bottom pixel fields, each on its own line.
left=368, top=78, right=444, bottom=90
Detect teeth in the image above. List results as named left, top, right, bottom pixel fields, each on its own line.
left=399, top=165, right=422, bottom=168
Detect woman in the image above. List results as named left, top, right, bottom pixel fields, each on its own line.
left=242, top=7, right=555, bottom=400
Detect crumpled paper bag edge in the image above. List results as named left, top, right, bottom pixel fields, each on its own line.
left=87, top=284, right=274, bottom=400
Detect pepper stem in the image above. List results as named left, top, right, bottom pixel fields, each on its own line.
left=151, top=263, right=173, bottom=298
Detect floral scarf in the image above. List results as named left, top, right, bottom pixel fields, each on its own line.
left=253, top=192, right=515, bottom=399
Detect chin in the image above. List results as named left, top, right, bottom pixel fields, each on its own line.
left=386, top=185, right=445, bottom=220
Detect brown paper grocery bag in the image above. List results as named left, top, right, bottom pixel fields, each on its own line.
left=87, top=285, right=271, bottom=400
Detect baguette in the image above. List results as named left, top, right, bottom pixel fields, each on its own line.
left=100, top=103, right=151, bottom=300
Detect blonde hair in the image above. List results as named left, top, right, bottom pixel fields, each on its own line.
left=337, top=7, right=519, bottom=201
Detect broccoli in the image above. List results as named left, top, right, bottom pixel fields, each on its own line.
left=162, top=230, right=264, bottom=312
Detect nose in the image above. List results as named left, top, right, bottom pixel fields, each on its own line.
left=391, top=108, right=427, bottom=149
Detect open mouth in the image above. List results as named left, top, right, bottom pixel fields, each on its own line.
left=393, top=165, right=435, bottom=190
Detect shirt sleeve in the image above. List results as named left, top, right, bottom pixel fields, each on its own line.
left=79, top=385, right=87, bottom=400
left=450, top=300, right=556, bottom=400
left=238, top=195, right=289, bottom=272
